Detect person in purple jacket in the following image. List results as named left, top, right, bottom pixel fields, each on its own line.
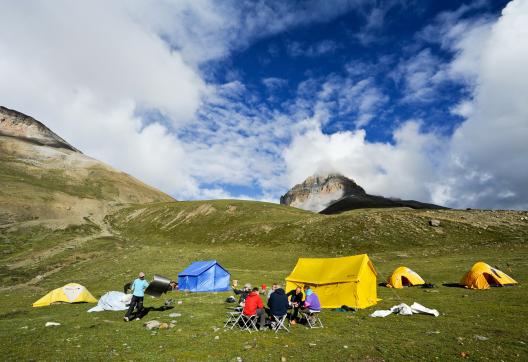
left=301, top=285, right=321, bottom=312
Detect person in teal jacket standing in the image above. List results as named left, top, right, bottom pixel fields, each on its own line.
left=124, top=272, right=149, bottom=321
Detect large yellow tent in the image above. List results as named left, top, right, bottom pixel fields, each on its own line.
left=387, top=266, right=425, bottom=288
left=32, top=283, right=97, bottom=307
left=285, top=254, right=378, bottom=309
left=460, top=262, right=517, bottom=290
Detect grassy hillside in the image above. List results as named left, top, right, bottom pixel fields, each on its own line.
left=1, top=200, right=527, bottom=360
left=0, top=135, right=173, bottom=227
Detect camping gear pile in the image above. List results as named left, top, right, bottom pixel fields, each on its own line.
left=370, top=302, right=439, bottom=318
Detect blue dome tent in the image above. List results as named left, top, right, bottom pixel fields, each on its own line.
left=178, top=260, right=230, bottom=292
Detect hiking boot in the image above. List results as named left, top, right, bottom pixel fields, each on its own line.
left=123, top=317, right=129, bottom=322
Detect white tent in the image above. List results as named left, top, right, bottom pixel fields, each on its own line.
left=87, top=291, right=131, bottom=312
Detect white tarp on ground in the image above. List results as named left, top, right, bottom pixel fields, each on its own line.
left=87, top=291, right=132, bottom=312
left=370, top=302, right=439, bottom=318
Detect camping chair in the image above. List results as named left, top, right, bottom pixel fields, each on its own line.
left=271, top=314, right=289, bottom=333
left=224, top=310, right=241, bottom=329
left=300, top=310, right=324, bottom=329
left=238, top=313, right=258, bottom=333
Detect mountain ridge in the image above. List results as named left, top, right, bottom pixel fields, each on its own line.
left=0, top=106, right=174, bottom=227
left=281, top=173, right=446, bottom=213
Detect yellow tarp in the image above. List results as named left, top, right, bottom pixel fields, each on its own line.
left=460, top=262, right=517, bottom=290
left=387, top=266, right=425, bottom=288
left=285, top=254, right=378, bottom=309
left=32, top=283, right=97, bottom=307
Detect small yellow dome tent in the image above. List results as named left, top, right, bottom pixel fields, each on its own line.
left=285, top=254, right=378, bottom=309
left=460, top=262, right=517, bottom=290
left=387, top=266, right=425, bottom=288
left=32, top=283, right=97, bottom=307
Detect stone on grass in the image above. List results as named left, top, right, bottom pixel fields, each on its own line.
left=45, top=322, right=61, bottom=327
left=474, top=335, right=489, bottom=341
left=214, top=336, right=219, bottom=340
left=429, top=219, right=441, bottom=227
left=159, top=323, right=169, bottom=330
left=169, top=313, right=182, bottom=318
left=144, top=320, right=161, bottom=330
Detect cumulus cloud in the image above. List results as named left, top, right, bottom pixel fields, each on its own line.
left=284, top=121, right=442, bottom=202
left=0, top=0, right=526, bottom=210
left=284, top=0, right=528, bottom=209
left=0, top=0, right=378, bottom=200
left=436, top=0, right=528, bottom=209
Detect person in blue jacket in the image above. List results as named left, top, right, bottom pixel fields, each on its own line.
left=124, top=272, right=149, bottom=321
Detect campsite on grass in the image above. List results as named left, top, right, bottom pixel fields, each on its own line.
left=1, top=200, right=527, bottom=360
left=2, top=1, right=528, bottom=360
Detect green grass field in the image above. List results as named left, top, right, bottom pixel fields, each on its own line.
left=1, top=201, right=527, bottom=361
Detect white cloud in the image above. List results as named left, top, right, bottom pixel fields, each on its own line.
left=392, top=48, right=447, bottom=102
left=0, top=0, right=526, bottom=211
left=283, top=121, right=442, bottom=202
left=436, top=0, right=528, bottom=209
left=0, top=1, right=360, bottom=200
left=284, top=0, right=528, bottom=210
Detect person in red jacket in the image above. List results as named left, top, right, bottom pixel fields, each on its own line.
left=243, top=287, right=266, bottom=329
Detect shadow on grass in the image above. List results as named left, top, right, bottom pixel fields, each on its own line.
left=133, top=305, right=174, bottom=319
left=442, top=283, right=465, bottom=288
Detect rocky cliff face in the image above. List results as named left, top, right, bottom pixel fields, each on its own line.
left=0, top=106, right=79, bottom=152
left=280, top=174, right=366, bottom=212
left=281, top=173, right=446, bottom=213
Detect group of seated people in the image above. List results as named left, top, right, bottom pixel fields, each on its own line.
left=232, top=282, right=321, bottom=329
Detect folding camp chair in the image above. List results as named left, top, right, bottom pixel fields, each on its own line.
left=271, top=314, right=289, bottom=333
left=300, top=310, right=323, bottom=329
left=224, top=310, right=241, bottom=328
left=238, top=313, right=258, bottom=333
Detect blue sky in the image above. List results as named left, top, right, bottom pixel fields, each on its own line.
left=1, top=0, right=527, bottom=209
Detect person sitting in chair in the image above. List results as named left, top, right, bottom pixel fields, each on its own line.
left=286, top=286, right=303, bottom=325
left=301, top=285, right=321, bottom=325
left=267, top=284, right=289, bottom=328
left=302, top=285, right=321, bottom=312
left=243, top=287, right=266, bottom=330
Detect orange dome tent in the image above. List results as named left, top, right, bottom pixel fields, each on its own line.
left=387, top=266, right=425, bottom=288
left=460, top=262, right=517, bottom=290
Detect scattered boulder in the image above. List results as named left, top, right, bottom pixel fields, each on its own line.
left=474, top=335, right=489, bottom=341
left=429, top=219, right=441, bottom=227
left=159, top=323, right=169, bottom=330
left=144, top=320, right=161, bottom=330
left=169, top=313, right=182, bottom=318
left=45, top=322, right=61, bottom=327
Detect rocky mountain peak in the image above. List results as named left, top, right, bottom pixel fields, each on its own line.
left=280, top=173, right=365, bottom=212
left=0, top=106, right=79, bottom=152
